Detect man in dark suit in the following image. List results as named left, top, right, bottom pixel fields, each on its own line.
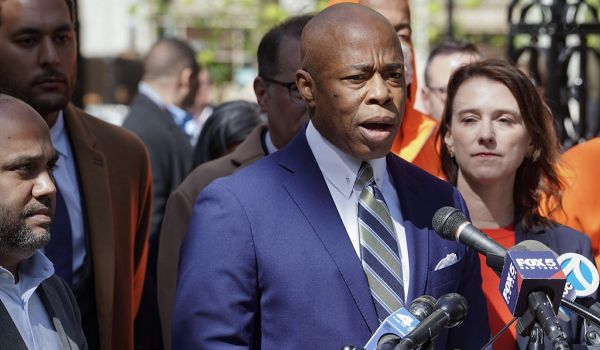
left=0, top=0, right=152, bottom=348
left=123, top=38, right=198, bottom=349
left=156, top=15, right=311, bottom=348
left=0, top=94, right=87, bottom=350
left=172, top=4, right=489, bottom=349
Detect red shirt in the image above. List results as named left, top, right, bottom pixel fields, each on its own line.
left=480, top=226, right=517, bottom=350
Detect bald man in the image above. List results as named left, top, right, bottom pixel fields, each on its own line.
left=172, top=4, right=489, bottom=349
left=0, top=95, right=87, bottom=349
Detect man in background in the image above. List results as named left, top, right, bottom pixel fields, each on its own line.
left=328, top=0, right=442, bottom=177
left=156, top=15, right=311, bottom=348
left=421, top=39, right=481, bottom=120
left=123, top=38, right=199, bottom=349
left=0, top=0, right=152, bottom=348
left=0, top=94, right=87, bottom=349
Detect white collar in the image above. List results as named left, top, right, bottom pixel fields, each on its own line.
left=138, top=81, right=166, bottom=107
left=305, top=121, right=388, bottom=199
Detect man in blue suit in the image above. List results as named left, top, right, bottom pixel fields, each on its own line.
left=172, top=3, right=490, bottom=349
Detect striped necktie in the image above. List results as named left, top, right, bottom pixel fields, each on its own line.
left=356, top=162, right=405, bottom=322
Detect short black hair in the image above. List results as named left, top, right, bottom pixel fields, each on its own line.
left=257, top=14, right=313, bottom=79
left=424, top=39, right=480, bottom=88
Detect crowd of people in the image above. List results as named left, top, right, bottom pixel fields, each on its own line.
left=0, top=0, right=599, bottom=349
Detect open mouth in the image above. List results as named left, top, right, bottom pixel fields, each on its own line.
left=359, top=121, right=396, bottom=142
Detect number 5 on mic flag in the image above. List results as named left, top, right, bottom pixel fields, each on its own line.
left=499, top=250, right=566, bottom=316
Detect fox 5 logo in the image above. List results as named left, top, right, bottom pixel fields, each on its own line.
left=515, top=258, right=559, bottom=270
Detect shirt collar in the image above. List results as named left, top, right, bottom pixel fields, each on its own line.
left=50, top=110, right=68, bottom=159
left=138, top=82, right=166, bottom=108
left=166, top=104, right=189, bottom=125
left=264, top=130, right=278, bottom=155
left=305, top=121, right=388, bottom=198
left=0, top=250, right=54, bottom=291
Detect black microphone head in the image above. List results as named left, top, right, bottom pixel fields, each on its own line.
left=436, top=293, right=468, bottom=328
left=408, top=295, right=437, bottom=321
left=432, top=207, right=467, bottom=240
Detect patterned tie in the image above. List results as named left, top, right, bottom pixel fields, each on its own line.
left=356, top=162, right=405, bottom=322
left=45, top=186, right=73, bottom=285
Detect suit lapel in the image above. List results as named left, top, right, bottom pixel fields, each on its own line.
left=38, top=280, right=74, bottom=350
left=229, top=125, right=268, bottom=167
left=387, top=156, right=430, bottom=302
left=138, top=94, right=191, bottom=148
left=279, top=132, right=379, bottom=332
left=0, top=299, right=28, bottom=350
left=63, top=104, right=114, bottom=341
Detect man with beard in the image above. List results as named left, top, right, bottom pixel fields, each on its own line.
left=0, top=95, right=87, bottom=349
left=0, top=0, right=152, bottom=348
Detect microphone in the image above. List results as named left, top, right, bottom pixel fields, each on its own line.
left=432, top=208, right=570, bottom=345
left=500, top=240, right=566, bottom=316
left=363, top=296, right=436, bottom=350
left=497, top=240, right=570, bottom=347
left=432, top=206, right=506, bottom=272
left=557, top=252, right=599, bottom=299
left=393, top=293, right=468, bottom=350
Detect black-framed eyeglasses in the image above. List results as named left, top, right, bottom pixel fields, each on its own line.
left=260, top=76, right=303, bottom=102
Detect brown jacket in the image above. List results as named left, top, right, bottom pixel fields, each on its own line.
left=64, top=104, right=152, bottom=349
left=156, top=125, right=267, bottom=349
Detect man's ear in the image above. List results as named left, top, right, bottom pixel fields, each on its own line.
left=179, top=67, right=193, bottom=89
left=253, top=77, right=268, bottom=113
left=296, top=69, right=315, bottom=108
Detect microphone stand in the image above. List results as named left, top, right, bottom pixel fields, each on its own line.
left=516, top=291, right=570, bottom=350
left=528, top=324, right=544, bottom=350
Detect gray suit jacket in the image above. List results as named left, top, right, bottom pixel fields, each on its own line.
left=156, top=124, right=267, bottom=349
left=0, top=274, right=87, bottom=350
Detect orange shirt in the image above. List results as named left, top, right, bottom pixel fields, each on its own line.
left=552, top=138, right=600, bottom=268
left=480, top=226, right=517, bottom=350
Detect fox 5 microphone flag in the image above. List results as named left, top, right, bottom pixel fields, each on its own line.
left=499, top=250, right=566, bottom=316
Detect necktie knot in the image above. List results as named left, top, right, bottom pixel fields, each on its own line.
left=356, top=162, right=375, bottom=189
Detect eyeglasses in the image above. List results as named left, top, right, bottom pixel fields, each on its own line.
left=261, top=76, right=303, bottom=102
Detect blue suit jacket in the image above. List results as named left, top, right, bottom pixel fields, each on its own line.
left=172, top=131, right=490, bottom=349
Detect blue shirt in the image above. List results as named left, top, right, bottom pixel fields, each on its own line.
left=0, top=251, right=62, bottom=349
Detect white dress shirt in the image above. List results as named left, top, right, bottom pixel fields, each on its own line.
left=305, top=121, right=410, bottom=298
left=0, top=251, right=62, bottom=349
left=49, top=111, right=85, bottom=285
left=264, top=129, right=278, bottom=155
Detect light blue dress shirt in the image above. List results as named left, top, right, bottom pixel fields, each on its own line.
left=0, top=251, right=62, bottom=349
